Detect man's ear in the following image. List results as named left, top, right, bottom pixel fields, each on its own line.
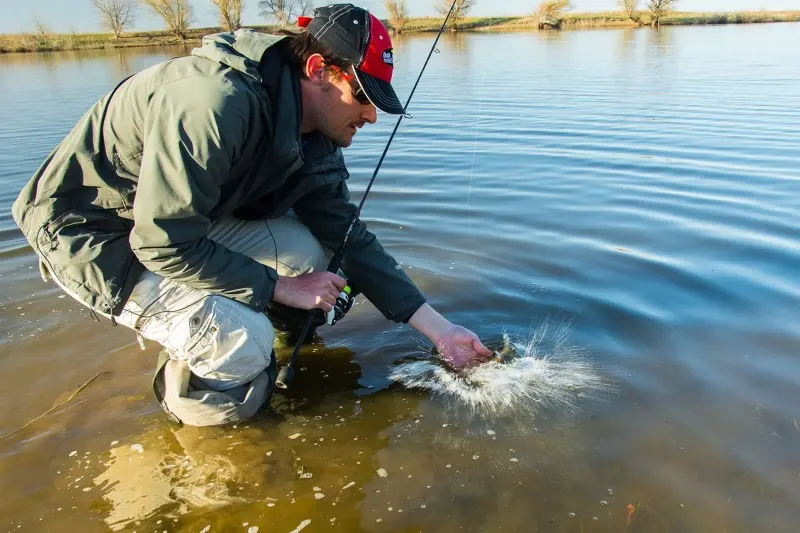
left=305, top=53, right=327, bottom=83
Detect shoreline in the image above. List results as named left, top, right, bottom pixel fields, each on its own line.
left=2, top=10, right=798, bottom=54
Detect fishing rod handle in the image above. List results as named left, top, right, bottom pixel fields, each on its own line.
left=275, top=363, right=294, bottom=389
left=276, top=250, right=346, bottom=390
left=275, top=310, right=318, bottom=389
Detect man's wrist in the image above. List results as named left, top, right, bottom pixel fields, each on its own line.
left=407, top=303, right=452, bottom=343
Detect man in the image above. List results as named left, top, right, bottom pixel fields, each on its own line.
left=12, top=4, right=491, bottom=426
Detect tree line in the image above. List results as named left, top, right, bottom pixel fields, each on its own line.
left=90, top=0, right=678, bottom=42
left=386, top=0, right=678, bottom=32
left=90, top=0, right=314, bottom=41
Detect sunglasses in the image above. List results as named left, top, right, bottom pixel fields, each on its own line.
left=331, top=66, right=371, bottom=106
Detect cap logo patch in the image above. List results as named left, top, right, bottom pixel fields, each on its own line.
left=382, top=49, right=394, bottom=66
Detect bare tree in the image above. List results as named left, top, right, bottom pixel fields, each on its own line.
left=618, top=0, right=639, bottom=22
left=142, top=0, right=193, bottom=40
left=259, top=0, right=295, bottom=26
left=535, top=0, right=570, bottom=29
left=92, top=0, right=137, bottom=39
left=298, top=0, right=313, bottom=16
left=32, top=17, right=54, bottom=48
left=434, top=0, right=474, bottom=31
left=211, top=0, right=242, bottom=31
left=647, top=0, right=675, bottom=27
left=385, top=0, right=408, bottom=34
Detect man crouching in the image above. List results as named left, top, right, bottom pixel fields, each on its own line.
left=12, top=4, right=491, bottom=426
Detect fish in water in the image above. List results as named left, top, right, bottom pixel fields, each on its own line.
left=390, top=322, right=609, bottom=417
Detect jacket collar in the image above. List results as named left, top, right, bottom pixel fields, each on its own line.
left=258, top=40, right=304, bottom=171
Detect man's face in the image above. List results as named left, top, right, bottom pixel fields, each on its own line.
left=316, top=67, right=378, bottom=148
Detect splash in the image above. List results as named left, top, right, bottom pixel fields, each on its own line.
left=389, top=320, right=608, bottom=417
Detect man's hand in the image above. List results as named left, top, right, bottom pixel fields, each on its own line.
left=434, top=323, right=493, bottom=370
left=272, top=272, right=347, bottom=312
left=408, top=303, right=493, bottom=370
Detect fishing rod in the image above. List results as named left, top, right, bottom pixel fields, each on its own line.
left=275, top=0, right=460, bottom=389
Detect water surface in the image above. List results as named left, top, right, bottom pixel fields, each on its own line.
left=1, top=24, right=799, bottom=532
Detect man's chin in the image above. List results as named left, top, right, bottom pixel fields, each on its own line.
left=333, top=134, right=354, bottom=148
left=319, top=127, right=355, bottom=148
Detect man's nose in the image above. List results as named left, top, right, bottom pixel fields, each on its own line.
left=362, top=104, right=377, bottom=124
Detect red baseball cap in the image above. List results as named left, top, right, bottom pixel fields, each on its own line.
left=298, top=4, right=405, bottom=115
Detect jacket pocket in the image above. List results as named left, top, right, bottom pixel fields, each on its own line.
left=38, top=208, right=137, bottom=314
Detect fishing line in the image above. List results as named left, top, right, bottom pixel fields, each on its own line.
left=0, top=371, right=111, bottom=439
left=467, top=70, right=487, bottom=237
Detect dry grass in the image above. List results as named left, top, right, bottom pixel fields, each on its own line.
left=2, top=10, right=798, bottom=53
left=0, top=25, right=282, bottom=53
left=395, top=10, right=800, bottom=33
left=662, top=11, right=800, bottom=25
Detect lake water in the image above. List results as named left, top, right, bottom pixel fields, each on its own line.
left=1, top=23, right=799, bottom=533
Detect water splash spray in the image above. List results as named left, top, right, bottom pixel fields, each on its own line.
left=390, top=319, right=609, bottom=417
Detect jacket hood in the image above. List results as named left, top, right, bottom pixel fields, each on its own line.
left=192, top=29, right=287, bottom=83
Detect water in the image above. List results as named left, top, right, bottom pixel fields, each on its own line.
left=1, top=23, right=799, bottom=532
left=390, top=327, right=609, bottom=416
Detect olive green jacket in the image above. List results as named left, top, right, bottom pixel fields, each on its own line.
left=12, top=30, right=425, bottom=322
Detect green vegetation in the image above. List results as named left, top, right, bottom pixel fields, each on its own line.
left=2, top=10, right=798, bottom=54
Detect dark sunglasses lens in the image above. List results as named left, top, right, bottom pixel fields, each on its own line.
left=347, top=77, right=370, bottom=105
left=354, top=87, right=370, bottom=106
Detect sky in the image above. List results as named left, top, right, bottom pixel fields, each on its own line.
left=0, top=0, right=798, bottom=34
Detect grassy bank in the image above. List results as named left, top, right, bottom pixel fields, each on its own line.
left=400, top=10, right=800, bottom=32
left=2, top=10, right=798, bottom=54
left=0, top=25, right=280, bottom=54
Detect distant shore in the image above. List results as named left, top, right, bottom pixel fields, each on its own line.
left=2, top=10, right=798, bottom=54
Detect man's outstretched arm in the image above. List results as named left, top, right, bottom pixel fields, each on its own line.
left=293, top=179, right=491, bottom=368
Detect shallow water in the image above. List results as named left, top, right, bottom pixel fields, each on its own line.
left=1, top=24, right=800, bottom=532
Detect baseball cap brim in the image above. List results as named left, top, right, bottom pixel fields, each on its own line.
left=353, top=68, right=406, bottom=115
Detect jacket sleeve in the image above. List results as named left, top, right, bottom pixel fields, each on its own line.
left=292, top=179, right=426, bottom=323
left=129, top=77, right=278, bottom=312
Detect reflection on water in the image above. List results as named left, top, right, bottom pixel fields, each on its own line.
left=1, top=22, right=800, bottom=533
